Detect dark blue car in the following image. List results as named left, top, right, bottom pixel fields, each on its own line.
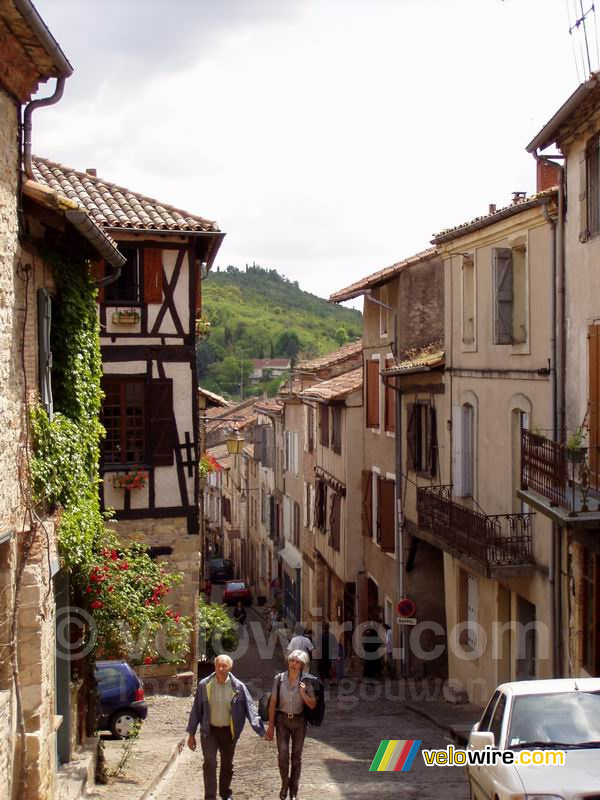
left=95, top=660, right=148, bottom=738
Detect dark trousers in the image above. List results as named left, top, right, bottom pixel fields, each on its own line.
left=318, top=658, right=332, bottom=682
left=200, top=726, right=236, bottom=800
left=275, top=713, right=307, bottom=797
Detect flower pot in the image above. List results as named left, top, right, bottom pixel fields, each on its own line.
left=112, top=311, right=140, bottom=325
left=566, top=447, right=585, bottom=464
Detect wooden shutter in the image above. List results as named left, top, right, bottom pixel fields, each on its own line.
left=144, top=248, right=163, bottom=303
left=406, top=403, right=417, bottom=471
left=428, top=405, right=438, bottom=478
left=376, top=474, right=382, bottom=543
left=384, top=362, right=396, bottom=433
left=37, top=288, right=53, bottom=418
left=320, top=404, right=329, bottom=446
left=362, top=470, right=373, bottom=536
left=366, top=360, right=380, bottom=427
left=223, top=497, right=232, bottom=523
left=90, top=259, right=105, bottom=303
left=379, top=478, right=395, bottom=553
left=589, top=325, right=600, bottom=488
left=150, top=379, right=174, bottom=466
left=581, top=148, right=590, bottom=242
left=331, top=493, right=341, bottom=551
left=494, top=247, right=513, bottom=344
left=452, top=405, right=464, bottom=497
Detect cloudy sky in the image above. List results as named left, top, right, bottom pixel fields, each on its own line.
left=32, top=0, right=594, bottom=305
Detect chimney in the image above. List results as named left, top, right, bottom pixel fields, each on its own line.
left=488, top=203, right=497, bottom=214
left=536, top=160, right=561, bottom=193
left=86, top=168, right=97, bottom=177
left=512, top=191, right=527, bottom=204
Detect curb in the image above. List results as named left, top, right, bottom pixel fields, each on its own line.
left=403, top=702, right=472, bottom=747
left=139, top=736, right=186, bottom=800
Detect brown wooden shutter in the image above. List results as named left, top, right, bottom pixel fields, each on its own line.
left=384, top=361, right=396, bottom=432
left=91, top=259, right=105, bottom=303
left=293, top=501, right=300, bottom=545
left=150, top=379, right=174, bottom=466
left=361, top=470, right=372, bottom=536
left=376, top=474, right=382, bottom=543
left=580, top=148, right=590, bottom=242
left=144, top=248, right=163, bottom=303
left=379, top=478, right=395, bottom=553
left=427, top=405, right=437, bottom=478
left=406, top=403, right=417, bottom=471
left=589, top=325, right=600, bottom=487
left=320, top=405, right=329, bottom=447
left=366, top=360, right=380, bottom=427
left=331, top=492, right=341, bottom=551
left=494, top=247, right=513, bottom=344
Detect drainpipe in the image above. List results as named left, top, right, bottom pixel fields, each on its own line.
left=534, top=154, right=565, bottom=679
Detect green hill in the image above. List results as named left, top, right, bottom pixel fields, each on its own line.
left=197, top=264, right=362, bottom=398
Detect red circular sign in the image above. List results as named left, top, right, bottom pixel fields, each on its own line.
left=396, top=598, right=416, bottom=618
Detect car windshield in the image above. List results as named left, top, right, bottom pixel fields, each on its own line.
left=508, top=691, right=600, bottom=748
left=227, top=582, right=246, bottom=591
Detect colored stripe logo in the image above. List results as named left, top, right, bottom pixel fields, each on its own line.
left=369, top=740, right=422, bottom=772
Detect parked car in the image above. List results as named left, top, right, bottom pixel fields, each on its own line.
left=208, top=557, right=234, bottom=584
left=223, top=580, right=252, bottom=606
left=467, top=678, right=600, bottom=800
left=95, top=660, right=148, bottom=738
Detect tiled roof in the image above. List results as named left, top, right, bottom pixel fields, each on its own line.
left=298, top=367, right=363, bottom=402
left=254, top=398, right=283, bottom=416
left=296, top=340, right=362, bottom=373
left=206, top=443, right=232, bottom=470
left=381, top=343, right=444, bottom=375
left=329, top=249, right=438, bottom=302
left=431, top=189, right=558, bottom=244
left=251, top=359, right=291, bottom=369
left=32, top=156, right=221, bottom=233
left=198, top=387, right=229, bottom=407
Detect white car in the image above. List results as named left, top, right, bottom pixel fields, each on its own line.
left=467, top=678, right=600, bottom=800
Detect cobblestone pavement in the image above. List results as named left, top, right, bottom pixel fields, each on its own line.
left=148, top=599, right=471, bottom=800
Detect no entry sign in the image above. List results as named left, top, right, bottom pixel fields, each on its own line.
left=396, top=598, right=416, bottom=618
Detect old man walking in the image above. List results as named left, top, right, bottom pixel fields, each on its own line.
left=187, top=654, right=265, bottom=800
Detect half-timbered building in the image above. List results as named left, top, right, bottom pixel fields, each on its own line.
left=32, top=157, right=225, bottom=659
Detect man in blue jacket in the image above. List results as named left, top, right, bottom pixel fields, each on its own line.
left=187, top=654, right=265, bottom=800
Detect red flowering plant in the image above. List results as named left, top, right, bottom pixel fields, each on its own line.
left=83, top=532, right=193, bottom=665
left=199, top=452, right=222, bottom=480
left=111, top=465, right=148, bottom=490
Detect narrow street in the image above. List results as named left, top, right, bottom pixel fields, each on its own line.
left=148, top=593, right=470, bottom=800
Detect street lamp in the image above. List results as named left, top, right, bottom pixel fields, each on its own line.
left=225, top=435, right=245, bottom=455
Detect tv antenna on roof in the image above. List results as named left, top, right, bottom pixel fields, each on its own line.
left=565, top=0, right=600, bottom=82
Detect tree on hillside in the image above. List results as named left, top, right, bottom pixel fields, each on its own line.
left=275, top=330, right=301, bottom=359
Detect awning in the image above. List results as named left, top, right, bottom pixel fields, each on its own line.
left=278, top=542, right=302, bottom=571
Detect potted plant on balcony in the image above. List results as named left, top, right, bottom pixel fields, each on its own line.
left=196, top=316, right=211, bottom=340
left=112, top=308, right=141, bottom=325
left=565, top=428, right=586, bottom=463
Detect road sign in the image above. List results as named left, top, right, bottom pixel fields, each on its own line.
left=396, top=617, right=417, bottom=626
left=396, top=598, right=416, bottom=618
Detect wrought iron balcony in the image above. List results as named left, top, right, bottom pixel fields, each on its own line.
left=519, top=430, right=600, bottom=526
left=416, top=485, right=534, bottom=578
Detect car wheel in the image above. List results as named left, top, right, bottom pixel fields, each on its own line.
left=109, top=710, right=141, bottom=738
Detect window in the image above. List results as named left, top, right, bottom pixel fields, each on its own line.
left=377, top=477, right=395, bottom=553
left=366, top=359, right=380, bottom=428
left=493, top=247, right=513, bottom=344
left=303, top=482, right=310, bottom=527
left=489, top=694, right=506, bottom=748
left=330, top=492, right=341, bottom=551
left=284, top=431, right=298, bottom=475
left=586, top=134, right=600, bottom=238
left=452, top=403, right=474, bottom=498
left=105, top=247, right=140, bottom=304
left=462, top=255, right=475, bottom=346
left=406, top=403, right=437, bottom=477
left=101, top=377, right=174, bottom=467
left=331, top=406, right=342, bottom=454
left=319, top=405, right=329, bottom=447
left=315, top=478, right=327, bottom=531
left=362, top=471, right=373, bottom=537
left=293, top=501, right=300, bottom=547
left=305, top=405, right=315, bottom=453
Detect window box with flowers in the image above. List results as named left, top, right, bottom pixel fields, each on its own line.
left=112, top=308, right=141, bottom=325
left=199, top=452, right=222, bottom=481
left=111, top=465, right=148, bottom=490
left=196, top=316, right=211, bottom=340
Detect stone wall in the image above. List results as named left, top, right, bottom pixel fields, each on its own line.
left=112, top=518, right=200, bottom=667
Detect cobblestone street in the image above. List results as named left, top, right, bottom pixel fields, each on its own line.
left=147, top=601, right=471, bottom=800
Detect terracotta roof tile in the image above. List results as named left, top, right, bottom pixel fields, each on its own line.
left=329, top=249, right=438, bottom=302
left=296, top=340, right=362, bottom=372
left=298, top=367, right=363, bottom=402
left=431, top=188, right=558, bottom=244
left=381, top=342, right=445, bottom=375
left=32, top=156, right=221, bottom=233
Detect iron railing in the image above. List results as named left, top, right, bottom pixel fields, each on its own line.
left=520, top=430, right=595, bottom=514
left=417, top=485, right=533, bottom=570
